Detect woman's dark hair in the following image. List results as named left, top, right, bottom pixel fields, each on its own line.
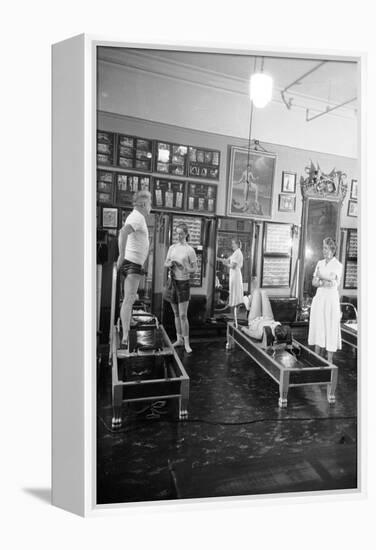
left=176, top=223, right=189, bottom=241
left=232, top=237, right=242, bottom=249
left=323, top=237, right=336, bottom=255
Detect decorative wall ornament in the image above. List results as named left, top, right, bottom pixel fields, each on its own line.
left=300, top=161, right=347, bottom=202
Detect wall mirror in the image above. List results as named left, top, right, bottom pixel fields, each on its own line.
left=300, top=199, right=340, bottom=300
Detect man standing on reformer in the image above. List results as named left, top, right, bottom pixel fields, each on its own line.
left=117, top=190, right=152, bottom=348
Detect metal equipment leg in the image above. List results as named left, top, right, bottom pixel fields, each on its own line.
left=327, top=367, right=338, bottom=404
left=179, top=379, right=189, bottom=420
left=226, top=323, right=234, bottom=350
left=111, top=385, right=123, bottom=428
left=278, top=371, right=290, bottom=408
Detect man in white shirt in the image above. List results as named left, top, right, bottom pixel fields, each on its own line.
left=117, top=190, right=152, bottom=347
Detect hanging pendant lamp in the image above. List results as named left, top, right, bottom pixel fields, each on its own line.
left=249, top=57, right=273, bottom=108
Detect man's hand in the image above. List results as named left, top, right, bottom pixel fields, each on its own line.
left=116, top=257, right=123, bottom=271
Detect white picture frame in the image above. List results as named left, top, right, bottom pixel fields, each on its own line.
left=52, top=35, right=364, bottom=517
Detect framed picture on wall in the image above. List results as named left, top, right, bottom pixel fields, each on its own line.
left=278, top=193, right=296, bottom=212
left=350, top=179, right=358, bottom=200
left=187, top=182, right=217, bottom=214
left=227, top=146, right=276, bottom=219
left=281, top=171, right=296, bottom=193
left=347, top=200, right=358, bottom=217
left=102, top=207, right=118, bottom=228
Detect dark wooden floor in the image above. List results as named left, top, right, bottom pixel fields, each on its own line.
left=96, top=326, right=357, bottom=504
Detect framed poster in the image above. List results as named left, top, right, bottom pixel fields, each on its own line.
left=347, top=200, right=358, bottom=217
left=96, top=170, right=114, bottom=204
left=115, top=173, right=151, bottom=208
left=227, top=146, right=276, bottom=219
left=262, top=222, right=292, bottom=287
left=152, top=179, right=186, bottom=211
left=97, top=130, right=115, bottom=166
left=264, top=223, right=292, bottom=254
left=155, top=141, right=188, bottom=176
left=117, top=134, right=153, bottom=171
left=350, top=179, right=358, bottom=200
left=281, top=171, right=297, bottom=193
left=171, top=215, right=203, bottom=247
left=188, top=146, right=220, bottom=180
left=278, top=193, right=296, bottom=212
left=102, top=207, right=118, bottom=229
left=344, top=229, right=358, bottom=289
left=186, top=182, right=217, bottom=214
left=261, top=256, right=291, bottom=287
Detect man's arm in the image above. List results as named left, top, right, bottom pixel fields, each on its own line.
left=117, top=223, right=134, bottom=270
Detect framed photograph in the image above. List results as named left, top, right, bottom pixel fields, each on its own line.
left=227, top=146, right=276, bottom=219
left=281, top=171, right=296, bottom=193
left=350, top=179, right=358, bottom=200
left=117, top=134, right=153, bottom=171
left=171, top=215, right=203, bottom=247
left=155, top=141, right=188, bottom=176
left=115, top=173, right=151, bottom=207
left=347, top=200, right=358, bottom=217
left=97, top=170, right=114, bottom=204
left=102, top=207, right=118, bottom=228
left=187, top=182, right=217, bottom=214
left=278, top=193, right=296, bottom=212
left=188, top=146, right=220, bottom=180
left=97, top=130, right=115, bottom=166
left=152, top=179, right=186, bottom=210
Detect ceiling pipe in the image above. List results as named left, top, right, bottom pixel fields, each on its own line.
left=280, top=61, right=327, bottom=110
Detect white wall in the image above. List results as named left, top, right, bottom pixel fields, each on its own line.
left=98, top=58, right=357, bottom=159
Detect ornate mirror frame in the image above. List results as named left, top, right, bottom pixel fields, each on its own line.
left=298, top=162, right=348, bottom=305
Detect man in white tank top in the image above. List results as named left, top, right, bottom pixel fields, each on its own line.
left=117, top=190, right=152, bottom=346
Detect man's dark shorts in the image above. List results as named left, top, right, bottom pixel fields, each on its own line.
left=119, top=259, right=145, bottom=277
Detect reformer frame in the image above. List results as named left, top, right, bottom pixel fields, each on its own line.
left=108, top=263, right=190, bottom=428
left=226, top=322, right=338, bottom=408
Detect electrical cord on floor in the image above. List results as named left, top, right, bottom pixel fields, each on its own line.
left=97, top=412, right=357, bottom=435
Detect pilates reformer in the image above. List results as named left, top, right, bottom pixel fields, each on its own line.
left=109, top=263, right=190, bottom=428
left=340, top=302, right=358, bottom=351
left=226, top=322, right=338, bottom=408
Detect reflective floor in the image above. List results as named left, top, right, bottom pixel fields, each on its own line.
left=96, top=327, right=357, bottom=505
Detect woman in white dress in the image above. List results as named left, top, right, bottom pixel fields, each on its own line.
left=308, top=237, right=343, bottom=363
left=218, top=238, right=244, bottom=325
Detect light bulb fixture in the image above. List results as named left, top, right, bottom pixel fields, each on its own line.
left=249, top=57, right=273, bottom=108
left=250, top=72, right=273, bottom=108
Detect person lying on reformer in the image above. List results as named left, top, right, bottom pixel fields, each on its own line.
left=242, top=288, right=291, bottom=347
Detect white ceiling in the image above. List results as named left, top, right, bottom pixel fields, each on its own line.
left=98, top=47, right=358, bottom=115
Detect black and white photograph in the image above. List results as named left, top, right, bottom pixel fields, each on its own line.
left=93, top=45, right=359, bottom=508
left=278, top=193, right=296, bottom=212
left=281, top=171, right=297, bottom=193
left=5, top=0, right=376, bottom=546
left=347, top=199, right=358, bottom=217
left=350, top=178, right=358, bottom=200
